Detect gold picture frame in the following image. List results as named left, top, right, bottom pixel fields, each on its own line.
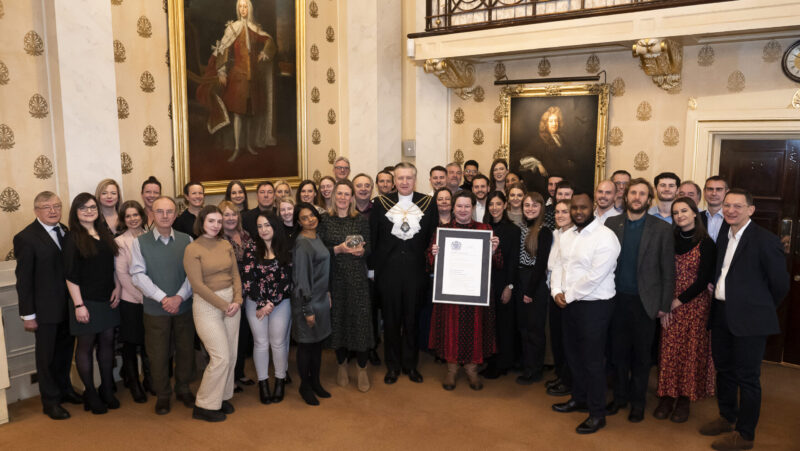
left=167, top=0, right=307, bottom=195
left=500, top=83, right=609, bottom=196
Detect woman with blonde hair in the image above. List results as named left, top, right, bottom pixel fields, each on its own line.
left=95, top=179, right=122, bottom=235
left=274, top=180, right=292, bottom=201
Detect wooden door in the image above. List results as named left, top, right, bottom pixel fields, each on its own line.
left=719, top=139, right=800, bottom=364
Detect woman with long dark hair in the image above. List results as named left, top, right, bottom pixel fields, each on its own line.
left=317, top=176, right=335, bottom=211
left=505, top=182, right=526, bottom=227
left=64, top=193, right=121, bottom=414
left=654, top=197, right=716, bottom=423
left=225, top=180, right=249, bottom=212
left=140, top=176, right=161, bottom=231
left=297, top=179, right=325, bottom=213
left=242, top=212, right=293, bottom=404
left=489, top=159, right=509, bottom=193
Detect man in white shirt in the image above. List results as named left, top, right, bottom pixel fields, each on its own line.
left=701, top=176, right=729, bottom=242
left=648, top=172, right=680, bottom=223
left=471, top=174, right=490, bottom=222
left=550, top=191, right=621, bottom=434
left=593, top=179, right=620, bottom=224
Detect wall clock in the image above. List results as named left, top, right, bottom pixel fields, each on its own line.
left=782, top=40, right=800, bottom=83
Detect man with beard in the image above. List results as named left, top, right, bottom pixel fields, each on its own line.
left=471, top=174, right=490, bottom=222
left=594, top=180, right=620, bottom=224
left=649, top=172, right=680, bottom=224
left=604, top=178, right=674, bottom=422
left=428, top=166, right=447, bottom=195
left=446, top=162, right=463, bottom=195
left=460, top=160, right=479, bottom=191
left=550, top=191, right=620, bottom=434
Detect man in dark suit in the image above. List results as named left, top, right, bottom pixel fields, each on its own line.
left=370, top=162, right=436, bottom=384
left=701, top=188, right=789, bottom=451
left=14, top=191, right=82, bottom=420
left=604, top=178, right=674, bottom=422
left=700, top=175, right=729, bottom=242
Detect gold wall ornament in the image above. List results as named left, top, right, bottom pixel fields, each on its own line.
left=312, top=170, right=322, bottom=184
left=763, top=40, right=782, bottom=63
left=633, top=151, right=650, bottom=171
left=143, top=125, right=158, bottom=146
left=170, top=155, right=174, bottom=170
left=636, top=101, right=652, bottom=121
left=33, top=155, right=53, bottom=179
left=610, top=77, right=625, bottom=97
left=0, top=61, right=9, bottom=85
left=327, top=108, right=336, bottom=124
left=493, top=105, right=503, bottom=124
left=117, top=96, right=129, bottom=119
left=162, top=0, right=167, bottom=13
left=494, top=62, right=506, bottom=81
left=0, top=124, right=13, bottom=149
left=325, top=26, right=335, bottom=43
left=140, top=71, right=155, bottom=92
left=0, top=1, right=4, bottom=19
left=697, top=44, right=714, bottom=67
left=727, top=70, right=745, bottom=93
left=326, top=67, right=335, bottom=84
left=473, top=128, right=484, bottom=145
left=791, top=89, right=800, bottom=110
left=454, top=149, right=464, bottom=165
left=165, top=49, right=169, bottom=66
left=453, top=107, right=464, bottom=124
left=473, top=86, right=485, bottom=102
left=28, top=93, right=48, bottom=118
left=309, top=1, right=319, bottom=18
left=327, top=148, right=336, bottom=164
left=167, top=102, right=172, bottom=119
left=310, top=44, right=319, bottom=61
left=688, top=96, right=698, bottom=110
left=121, top=152, right=133, bottom=174
left=0, top=187, right=20, bottom=212
left=423, top=58, right=475, bottom=95
left=663, top=126, right=679, bottom=146
left=544, top=85, right=562, bottom=97
left=608, top=127, right=623, bottom=146
left=5, top=249, right=14, bottom=262
left=111, top=0, right=122, bottom=5
left=24, top=31, right=44, bottom=56
left=493, top=145, right=509, bottom=161
left=311, top=128, right=321, bottom=144
left=113, top=40, right=126, bottom=62
left=137, top=16, right=152, bottom=38
left=632, top=38, right=683, bottom=92
left=311, top=86, right=320, bottom=103
left=586, top=53, right=600, bottom=74
left=538, top=58, right=551, bottom=76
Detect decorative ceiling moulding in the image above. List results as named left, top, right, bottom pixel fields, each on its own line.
left=632, top=38, right=683, bottom=93
left=792, top=89, right=800, bottom=110
left=423, top=58, right=477, bottom=100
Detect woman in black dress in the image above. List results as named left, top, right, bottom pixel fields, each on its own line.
left=481, top=191, right=520, bottom=379
left=64, top=193, right=121, bottom=414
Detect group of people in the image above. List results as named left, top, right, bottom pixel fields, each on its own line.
left=14, top=156, right=787, bottom=450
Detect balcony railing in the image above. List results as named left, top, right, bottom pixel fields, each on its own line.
left=420, top=0, right=734, bottom=34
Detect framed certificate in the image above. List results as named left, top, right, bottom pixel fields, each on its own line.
left=432, top=227, right=493, bottom=306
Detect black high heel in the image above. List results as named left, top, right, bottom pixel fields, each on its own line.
left=99, top=384, right=121, bottom=410
left=83, top=390, right=108, bottom=415
left=272, top=378, right=285, bottom=403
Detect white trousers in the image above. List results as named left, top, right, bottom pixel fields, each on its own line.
left=193, top=287, right=240, bottom=410
left=245, top=298, right=291, bottom=381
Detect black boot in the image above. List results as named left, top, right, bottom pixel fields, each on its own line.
left=299, top=384, right=319, bottom=406
left=272, top=378, right=286, bottom=403
left=123, top=353, right=147, bottom=403
left=258, top=379, right=272, bottom=405
left=83, top=388, right=108, bottom=415
left=99, top=384, right=120, bottom=410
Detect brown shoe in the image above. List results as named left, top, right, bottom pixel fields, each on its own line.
left=337, top=362, right=349, bottom=387
left=442, top=363, right=458, bottom=391
left=357, top=366, right=370, bottom=393
left=464, top=363, right=483, bottom=391
left=653, top=396, right=675, bottom=420
left=711, top=431, right=754, bottom=450
left=700, top=417, right=735, bottom=436
left=670, top=396, right=690, bottom=423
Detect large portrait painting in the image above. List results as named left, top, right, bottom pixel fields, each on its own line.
left=168, top=0, right=306, bottom=194
left=501, top=84, right=609, bottom=196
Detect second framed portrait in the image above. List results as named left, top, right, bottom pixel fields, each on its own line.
left=168, top=0, right=307, bottom=194
left=501, top=84, right=609, bottom=196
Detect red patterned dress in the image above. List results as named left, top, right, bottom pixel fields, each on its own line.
left=657, top=235, right=716, bottom=401
left=427, top=220, right=501, bottom=364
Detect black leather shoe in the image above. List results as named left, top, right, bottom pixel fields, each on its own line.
left=312, top=383, right=331, bottom=398
left=405, top=369, right=424, bottom=383
left=193, top=406, right=226, bottom=422
left=98, top=386, right=120, bottom=410
left=576, top=416, right=606, bottom=434
left=43, top=404, right=70, bottom=420
left=552, top=399, right=589, bottom=413
left=606, top=401, right=627, bottom=416
left=516, top=371, right=543, bottom=385
left=155, top=398, right=170, bottom=415
left=545, top=378, right=561, bottom=389
left=299, top=385, right=319, bottom=406
left=368, top=349, right=382, bottom=366
left=61, top=389, right=83, bottom=405
left=176, top=392, right=196, bottom=408
left=83, top=392, right=108, bottom=415
left=219, top=400, right=235, bottom=414
left=384, top=370, right=400, bottom=384
left=628, top=407, right=645, bottom=423
left=546, top=382, right=571, bottom=397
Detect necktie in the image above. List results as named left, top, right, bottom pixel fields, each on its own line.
left=53, top=225, right=64, bottom=250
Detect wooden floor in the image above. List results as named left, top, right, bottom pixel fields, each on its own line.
left=2, top=351, right=798, bottom=450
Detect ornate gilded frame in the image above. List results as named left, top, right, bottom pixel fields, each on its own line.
left=167, top=1, right=307, bottom=194
left=500, top=83, right=609, bottom=190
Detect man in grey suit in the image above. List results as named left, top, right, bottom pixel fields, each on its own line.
left=604, top=178, right=674, bottom=422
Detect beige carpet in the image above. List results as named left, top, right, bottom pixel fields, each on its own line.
left=2, top=351, right=798, bottom=451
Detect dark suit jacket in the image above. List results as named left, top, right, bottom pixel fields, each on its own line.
left=369, top=192, right=435, bottom=278
left=711, top=221, right=789, bottom=336
left=13, top=220, right=70, bottom=324
left=605, top=214, right=675, bottom=319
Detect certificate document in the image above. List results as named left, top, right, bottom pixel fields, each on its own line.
left=433, top=228, right=492, bottom=306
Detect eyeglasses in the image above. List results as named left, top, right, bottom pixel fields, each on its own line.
left=78, top=205, right=98, bottom=212
left=36, top=204, right=62, bottom=211
left=334, top=166, right=350, bottom=171
left=464, top=169, right=478, bottom=175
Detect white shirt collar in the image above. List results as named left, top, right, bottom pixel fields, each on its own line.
left=398, top=192, right=414, bottom=203
left=37, top=218, right=60, bottom=232
left=151, top=227, right=175, bottom=241
left=728, top=219, right=751, bottom=241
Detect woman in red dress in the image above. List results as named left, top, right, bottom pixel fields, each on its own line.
left=654, top=197, right=716, bottom=422
left=428, top=191, right=501, bottom=391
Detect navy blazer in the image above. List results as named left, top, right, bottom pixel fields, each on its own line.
left=711, top=221, right=789, bottom=336
left=13, top=220, right=70, bottom=324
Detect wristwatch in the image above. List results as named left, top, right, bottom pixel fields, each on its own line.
left=506, top=284, right=514, bottom=290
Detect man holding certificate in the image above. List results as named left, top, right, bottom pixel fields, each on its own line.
left=549, top=191, right=621, bottom=434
